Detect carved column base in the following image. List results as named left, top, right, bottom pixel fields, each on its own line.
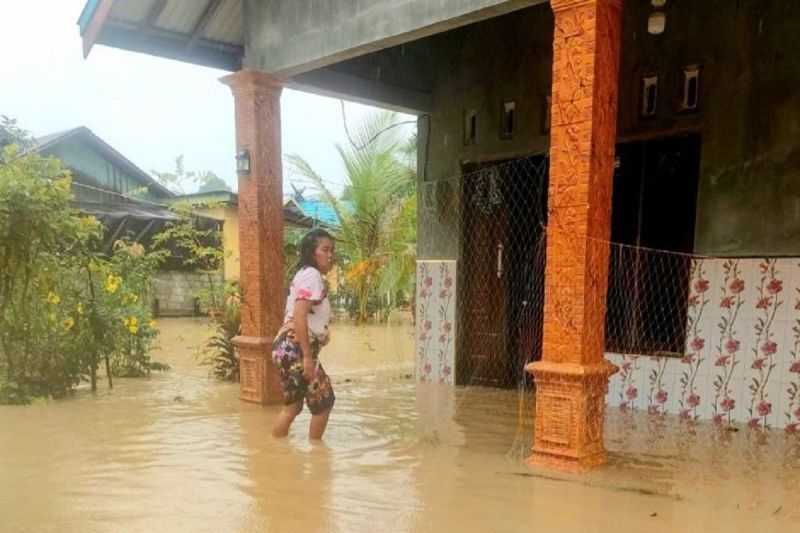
left=524, top=360, right=618, bottom=472
left=233, top=335, right=283, bottom=405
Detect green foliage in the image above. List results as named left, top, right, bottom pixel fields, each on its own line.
left=152, top=155, right=227, bottom=195
left=0, top=116, right=33, bottom=150
left=152, top=200, right=225, bottom=311
left=0, top=140, right=90, bottom=402
left=197, top=173, right=231, bottom=193
left=283, top=227, right=306, bottom=287
left=287, top=111, right=417, bottom=322
left=0, top=125, right=167, bottom=404
left=148, top=183, right=235, bottom=381
left=199, top=282, right=241, bottom=382
left=104, top=240, right=169, bottom=377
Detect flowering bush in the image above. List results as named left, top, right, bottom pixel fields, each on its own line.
left=103, top=240, right=168, bottom=378
left=0, top=126, right=166, bottom=403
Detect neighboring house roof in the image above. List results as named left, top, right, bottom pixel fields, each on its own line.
left=170, top=191, right=323, bottom=229
left=33, top=126, right=174, bottom=199
left=167, top=190, right=238, bottom=206
left=284, top=198, right=340, bottom=227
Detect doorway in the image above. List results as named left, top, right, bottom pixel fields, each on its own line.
left=458, top=155, right=549, bottom=387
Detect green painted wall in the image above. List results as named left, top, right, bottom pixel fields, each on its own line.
left=43, top=138, right=162, bottom=203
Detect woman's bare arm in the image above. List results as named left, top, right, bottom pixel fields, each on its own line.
left=293, top=299, right=316, bottom=381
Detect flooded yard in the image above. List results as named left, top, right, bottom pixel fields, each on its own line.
left=1, top=318, right=798, bottom=532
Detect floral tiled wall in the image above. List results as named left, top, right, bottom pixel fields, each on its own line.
left=607, top=258, right=800, bottom=433
left=415, top=261, right=456, bottom=384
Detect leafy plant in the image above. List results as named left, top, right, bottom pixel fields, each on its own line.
left=287, top=111, right=417, bottom=322
left=105, top=239, right=169, bottom=377
left=152, top=200, right=225, bottom=311
left=151, top=155, right=227, bottom=195
left=0, top=121, right=168, bottom=404
left=199, top=282, right=241, bottom=381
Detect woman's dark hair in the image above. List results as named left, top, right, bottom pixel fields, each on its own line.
left=296, top=228, right=335, bottom=271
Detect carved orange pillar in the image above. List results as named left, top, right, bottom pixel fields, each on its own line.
left=220, top=69, right=285, bottom=404
left=525, top=0, right=622, bottom=471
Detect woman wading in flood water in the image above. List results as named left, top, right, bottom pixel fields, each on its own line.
left=271, top=228, right=336, bottom=439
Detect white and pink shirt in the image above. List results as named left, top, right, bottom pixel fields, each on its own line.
left=284, top=266, right=330, bottom=341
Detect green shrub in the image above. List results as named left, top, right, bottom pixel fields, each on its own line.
left=0, top=125, right=167, bottom=404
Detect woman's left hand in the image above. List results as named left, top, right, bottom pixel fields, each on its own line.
left=284, top=320, right=297, bottom=342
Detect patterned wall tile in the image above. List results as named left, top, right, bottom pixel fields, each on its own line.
left=605, top=256, right=800, bottom=433
left=415, top=261, right=456, bottom=385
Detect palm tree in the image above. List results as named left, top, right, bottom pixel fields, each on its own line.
left=286, top=111, right=416, bottom=322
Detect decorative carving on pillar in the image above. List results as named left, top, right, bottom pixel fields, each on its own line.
left=221, top=69, right=286, bottom=404
left=526, top=0, right=622, bottom=472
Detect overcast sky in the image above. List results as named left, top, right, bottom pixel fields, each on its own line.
left=0, top=0, right=413, bottom=196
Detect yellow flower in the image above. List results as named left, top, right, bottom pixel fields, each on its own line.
left=81, top=216, right=100, bottom=232
left=55, top=178, right=71, bottom=193
left=123, top=316, right=138, bottom=335
left=48, top=312, right=57, bottom=323
left=76, top=303, right=84, bottom=315
left=105, top=275, right=121, bottom=294
left=149, top=319, right=157, bottom=330
left=127, top=293, right=139, bottom=304
left=63, top=316, right=75, bottom=330
left=46, top=292, right=61, bottom=305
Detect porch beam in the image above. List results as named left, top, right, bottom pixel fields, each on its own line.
left=220, top=68, right=286, bottom=404
left=291, top=68, right=432, bottom=115
left=245, top=0, right=547, bottom=77
left=526, top=0, right=623, bottom=472
left=97, top=22, right=242, bottom=71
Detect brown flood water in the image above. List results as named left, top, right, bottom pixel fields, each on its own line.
left=1, top=317, right=798, bottom=532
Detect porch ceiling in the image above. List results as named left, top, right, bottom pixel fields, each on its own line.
left=79, top=0, right=548, bottom=113
left=79, top=0, right=244, bottom=71
left=79, top=0, right=547, bottom=76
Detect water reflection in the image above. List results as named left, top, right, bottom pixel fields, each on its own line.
left=1, top=318, right=799, bottom=532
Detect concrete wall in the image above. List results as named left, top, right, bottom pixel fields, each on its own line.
left=422, top=7, right=553, bottom=183
left=153, top=270, right=224, bottom=317
left=416, top=0, right=800, bottom=257
left=616, top=0, right=800, bottom=256
left=244, top=0, right=544, bottom=76
left=418, top=6, right=553, bottom=260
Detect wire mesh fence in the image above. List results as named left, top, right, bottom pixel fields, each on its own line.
left=411, top=152, right=800, bottom=472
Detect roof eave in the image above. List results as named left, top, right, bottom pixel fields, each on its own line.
left=79, top=0, right=116, bottom=59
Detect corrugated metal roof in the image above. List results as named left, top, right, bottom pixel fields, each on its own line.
left=102, top=0, right=243, bottom=46
left=81, top=0, right=243, bottom=70
left=296, top=199, right=341, bottom=227
left=203, top=0, right=243, bottom=45
left=108, top=0, right=155, bottom=24
left=156, top=0, right=208, bottom=35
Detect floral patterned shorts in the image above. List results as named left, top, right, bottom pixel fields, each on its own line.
left=271, top=331, right=335, bottom=415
